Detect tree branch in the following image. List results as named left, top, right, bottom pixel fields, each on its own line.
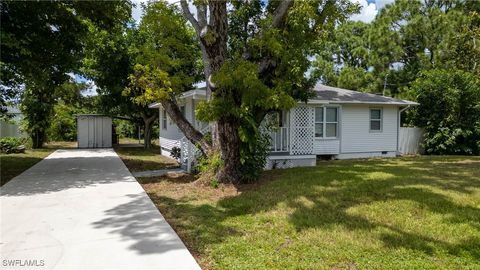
left=161, top=98, right=211, bottom=155
left=180, top=0, right=200, bottom=33
left=196, top=3, right=207, bottom=29
left=271, top=0, right=294, bottom=28
left=255, top=0, right=294, bottom=74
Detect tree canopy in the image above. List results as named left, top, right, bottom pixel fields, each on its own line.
left=0, top=0, right=132, bottom=147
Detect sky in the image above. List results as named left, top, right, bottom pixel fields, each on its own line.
left=83, top=0, right=396, bottom=96
left=132, top=0, right=396, bottom=24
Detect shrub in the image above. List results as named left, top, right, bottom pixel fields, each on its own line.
left=0, top=137, right=28, bottom=154
left=409, top=69, right=480, bottom=155
left=239, top=131, right=271, bottom=183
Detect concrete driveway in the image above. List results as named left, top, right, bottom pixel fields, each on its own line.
left=0, top=149, right=200, bottom=270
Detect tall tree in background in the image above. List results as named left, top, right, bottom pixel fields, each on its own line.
left=123, top=1, right=201, bottom=149
left=0, top=1, right=132, bottom=148
left=313, top=0, right=480, bottom=96
left=142, top=0, right=356, bottom=183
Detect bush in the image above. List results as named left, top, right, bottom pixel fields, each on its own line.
left=239, top=131, right=271, bottom=183
left=409, top=69, right=480, bottom=155
left=0, top=137, right=28, bottom=154
left=47, top=103, right=77, bottom=141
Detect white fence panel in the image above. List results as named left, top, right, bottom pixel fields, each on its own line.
left=399, top=127, right=424, bottom=155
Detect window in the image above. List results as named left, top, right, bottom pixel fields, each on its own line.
left=325, top=107, right=338, bottom=137
left=315, top=107, right=338, bottom=138
left=162, top=109, right=167, bottom=130
left=370, top=108, right=382, bottom=131
left=315, top=107, right=323, bottom=137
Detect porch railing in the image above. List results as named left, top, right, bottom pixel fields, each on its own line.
left=269, top=127, right=290, bottom=153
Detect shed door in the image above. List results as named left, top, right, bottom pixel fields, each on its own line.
left=77, top=117, right=88, bottom=148
left=103, top=117, right=112, bottom=147
left=87, top=117, right=95, bottom=148
left=95, top=117, right=104, bottom=147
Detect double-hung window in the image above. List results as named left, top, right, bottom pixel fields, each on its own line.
left=162, top=109, right=167, bottom=130
left=315, top=107, right=338, bottom=138
left=370, top=108, right=382, bottom=132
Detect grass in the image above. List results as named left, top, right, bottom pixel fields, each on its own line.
left=115, top=145, right=178, bottom=172
left=141, top=156, right=480, bottom=270
left=0, top=141, right=77, bottom=186
left=1, top=149, right=54, bottom=186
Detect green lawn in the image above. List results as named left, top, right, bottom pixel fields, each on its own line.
left=0, top=149, right=54, bottom=186
left=142, top=156, right=480, bottom=270
left=115, top=146, right=178, bottom=172
left=0, top=141, right=77, bottom=186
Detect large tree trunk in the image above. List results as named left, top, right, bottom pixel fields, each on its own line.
left=216, top=117, right=242, bottom=183
left=142, top=113, right=158, bottom=149
left=179, top=0, right=294, bottom=183
left=31, top=130, right=46, bottom=149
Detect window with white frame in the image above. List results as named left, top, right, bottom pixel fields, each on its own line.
left=315, top=107, right=338, bottom=138
left=370, top=108, right=382, bottom=131
left=162, top=109, right=167, bottom=130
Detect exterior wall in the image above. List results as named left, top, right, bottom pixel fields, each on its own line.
left=159, top=97, right=198, bottom=151
left=314, top=139, right=340, bottom=154
left=339, top=104, right=399, bottom=154
left=266, top=155, right=316, bottom=169
left=336, top=151, right=396, bottom=159
left=77, top=116, right=112, bottom=148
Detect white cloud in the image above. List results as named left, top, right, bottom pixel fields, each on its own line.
left=375, top=0, right=395, bottom=10
left=349, top=0, right=378, bottom=23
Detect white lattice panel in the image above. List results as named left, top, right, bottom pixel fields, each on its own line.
left=291, top=106, right=314, bottom=155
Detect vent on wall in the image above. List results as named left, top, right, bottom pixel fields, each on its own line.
left=381, top=151, right=388, bottom=155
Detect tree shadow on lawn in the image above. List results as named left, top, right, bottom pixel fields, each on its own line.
left=151, top=156, right=480, bottom=262
left=1, top=155, right=46, bottom=186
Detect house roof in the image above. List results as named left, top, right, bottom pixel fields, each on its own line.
left=311, top=84, right=418, bottom=105
left=148, top=84, right=418, bottom=108
left=148, top=89, right=207, bottom=109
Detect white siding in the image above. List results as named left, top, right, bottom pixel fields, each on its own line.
left=313, top=139, right=340, bottom=154
left=340, top=104, right=398, bottom=153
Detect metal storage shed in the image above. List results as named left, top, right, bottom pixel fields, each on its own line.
left=76, top=114, right=112, bottom=148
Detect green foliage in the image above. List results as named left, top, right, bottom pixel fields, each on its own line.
left=198, top=152, right=224, bottom=175
left=313, top=0, right=480, bottom=96
left=239, top=131, right=271, bottom=183
left=47, top=103, right=78, bottom=142
left=115, top=120, right=137, bottom=138
left=409, top=69, right=480, bottom=155
left=125, top=0, right=200, bottom=106
left=1, top=1, right=131, bottom=147
left=0, top=137, right=28, bottom=154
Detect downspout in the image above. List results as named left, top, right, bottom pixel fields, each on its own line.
left=397, top=105, right=411, bottom=155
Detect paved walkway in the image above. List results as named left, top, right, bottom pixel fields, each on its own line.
left=0, top=149, right=200, bottom=270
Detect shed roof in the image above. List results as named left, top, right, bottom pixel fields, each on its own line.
left=311, top=84, right=418, bottom=105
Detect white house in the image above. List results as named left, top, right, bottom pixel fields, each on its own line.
left=149, top=84, right=418, bottom=171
